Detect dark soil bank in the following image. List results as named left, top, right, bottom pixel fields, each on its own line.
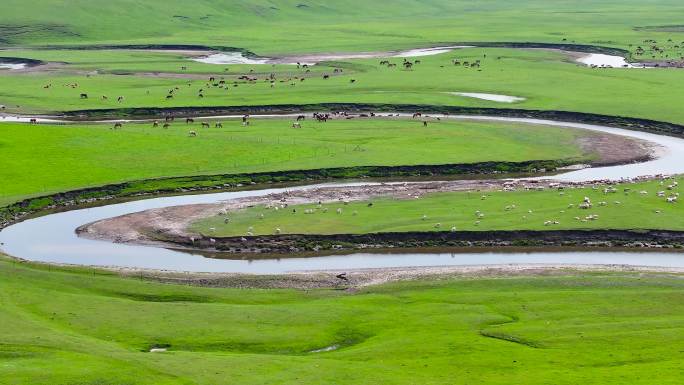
left=155, top=229, right=684, bottom=255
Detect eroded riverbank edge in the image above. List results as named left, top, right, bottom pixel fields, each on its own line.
left=2, top=252, right=682, bottom=289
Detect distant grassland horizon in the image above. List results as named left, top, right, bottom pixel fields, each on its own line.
left=2, top=0, right=684, bottom=56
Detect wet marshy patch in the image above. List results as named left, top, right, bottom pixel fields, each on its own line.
left=144, top=343, right=171, bottom=353
left=106, top=291, right=214, bottom=303
left=0, top=56, right=43, bottom=70
left=141, top=328, right=372, bottom=355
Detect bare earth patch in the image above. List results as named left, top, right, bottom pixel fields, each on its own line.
left=112, top=263, right=684, bottom=289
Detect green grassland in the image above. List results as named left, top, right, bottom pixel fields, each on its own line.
left=2, top=48, right=684, bottom=127
left=0, top=118, right=589, bottom=206
left=2, top=0, right=684, bottom=57
left=0, top=257, right=683, bottom=384
left=191, top=178, right=684, bottom=236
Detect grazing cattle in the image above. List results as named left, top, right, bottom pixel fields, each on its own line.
left=323, top=74, right=330, bottom=79
left=166, top=95, right=173, bottom=100
left=215, top=122, right=223, bottom=128
left=102, top=95, right=108, bottom=100
left=296, top=115, right=306, bottom=121
left=350, top=79, right=356, bottom=83
left=201, top=122, right=210, bottom=128
left=165, top=116, right=174, bottom=122
left=80, top=93, right=88, bottom=99
left=186, top=118, right=194, bottom=124
left=152, top=120, right=159, bottom=127
left=336, top=273, right=348, bottom=281
left=412, top=112, right=422, bottom=118
left=188, top=131, right=197, bottom=137
left=117, top=96, right=124, bottom=103
left=29, top=118, right=37, bottom=124
left=423, top=121, right=428, bottom=127
left=315, top=113, right=329, bottom=122
left=113, top=123, right=123, bottom=129
left=292, top=122, right=301, bottom=128
left=163, top=123, right=171, bottom=129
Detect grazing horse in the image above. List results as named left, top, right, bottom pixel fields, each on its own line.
left=201, top=122, right=210, bottom=128
left=163, top=123, right=171, bottom=129
left=188, top=131, right=197, bottom=137
left=113, top=122, right=123, bottom=129
left=412, top=112, right=422, bottom=118
left=186, top=118, right=194, bottom=124
left=80, top=93, right=88, bottom=99
left=296, top=115, right=306, bottom=121
left=335, top=273, right=348, bottom=281
left=292, top=122, right=301, bottom=128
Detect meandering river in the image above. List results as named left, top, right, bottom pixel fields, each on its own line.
left=2, top=114, right=684, bottom=273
